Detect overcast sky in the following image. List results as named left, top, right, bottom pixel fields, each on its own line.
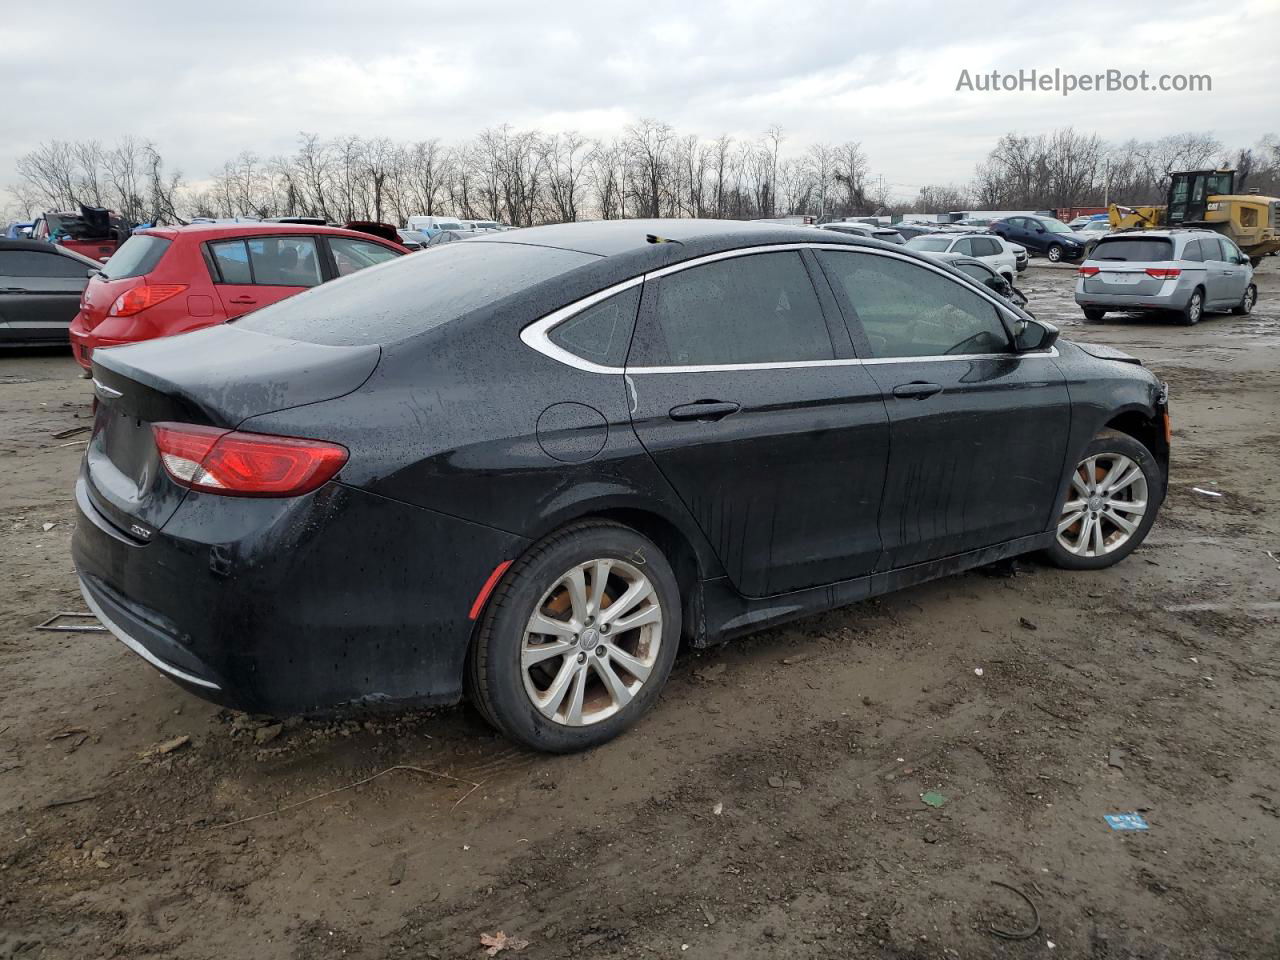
left=4, top=0, right=1277, bottom=203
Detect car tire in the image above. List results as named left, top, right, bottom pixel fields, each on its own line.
left=1043, top=429, right=1163, bottom=571
left=1232, top=283, right=1257, bottom=315
left=1179, top=288, right=1204, bottom=325
left=1082, top=308, right=1107, bottom=322
left=1046, top=243, right=1064, bottom=263
left=467, top=520, right=682, bottom=753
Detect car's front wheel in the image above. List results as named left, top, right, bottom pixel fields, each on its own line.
left=1046, top=243, right=1064, bottom=263
left=1044, top=430, right=1162, bottom=571
left=468, top=521, right=681, bottom=752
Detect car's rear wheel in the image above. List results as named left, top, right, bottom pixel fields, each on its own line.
left=1233, top=283, right=1256, bottom=315
left=1043, top=430, right=1162, bottom=571
left=1046, top=243, right=1064, bottom=263
left=468, top=521, right=681, bottom=752
left=1082, top=307, right=1107, bottom=322
left=1179, top=288, right=1204, bottom=325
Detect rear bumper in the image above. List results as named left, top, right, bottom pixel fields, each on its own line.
left=69, top=313, right=135, bottom=370
left=1074, top=288, right=1189, bottom=310
left=72, top=471, right=531, bottom=714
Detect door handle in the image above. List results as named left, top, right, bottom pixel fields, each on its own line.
left=669, top=400, right=740, bottom=422
left=229, top=296, right=258, bottom=305
left=892, top=381, right=943, bottom=400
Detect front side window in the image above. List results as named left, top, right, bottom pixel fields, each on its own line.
left=631, top=251, right=833, bottom=367
left=1218, top=236, right=1242, bottom=261
left=0, top=249, right=90, bottom=278
left=330, top=237, right=401, bottom=277
left=548, top=286, right=641, bottom=368
left=818, top=251, right=1011, bottom=359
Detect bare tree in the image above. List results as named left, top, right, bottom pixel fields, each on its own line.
left=625, top=118, right=673, bottom=218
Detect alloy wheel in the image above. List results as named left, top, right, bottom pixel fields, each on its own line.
left=1047, top=245, right=1062, bottom=262
left=1242, top=286, right=1255, bottom=314
left=1056, top=453, right=1149, bottom=557
left=520, top=558, right=663, bottom=726
left=1189, top=293, right=1202, bottom=322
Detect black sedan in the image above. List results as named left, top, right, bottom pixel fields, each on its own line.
left=74, top=219, right=1169, bottom=752
left=0, top=239, right=100, bottom=345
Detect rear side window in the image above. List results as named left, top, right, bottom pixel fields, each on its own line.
left=548, top=286, right=641, bottom=368
left=1090, top=238, right=1174, bottom=262
left=236, top=240, right=596, bottom=346
left=210, top=240, right=252, bottom=283
left=630, top=252, right=833, bottom=367
left=330, top=237, right=400, bottom=277
left=1182, top=239, right=1205, bottom=262
left=248, top=237, right=321, bottom=286
left=974, top=237, right=1002, bottom=256
left=956, top=262, right=995, bottom=284
left=0, top=249, right=90, bottom=278
left=101, top=235, right=170, bottom=279
left=818, top=250, right=1010, bottom=359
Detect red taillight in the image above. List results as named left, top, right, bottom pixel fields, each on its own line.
left=152, top=423, right=348, bottom=497
left=1145, top=268, right=1181, bottom=279
left=1078, top=266, right=1100, bottom=277
left=109, top=283, right=188, bottom=317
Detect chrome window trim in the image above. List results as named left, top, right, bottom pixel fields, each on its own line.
left=520, top=242, right=1049, bottom=375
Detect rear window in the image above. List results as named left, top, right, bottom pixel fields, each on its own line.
left=1089, top=237, right=1174, bottom=262
left=236, top=240, right=595, bottom=346
left=101, top=235, right=171, bottom=279
left=906, top=237, right=952, bottom=252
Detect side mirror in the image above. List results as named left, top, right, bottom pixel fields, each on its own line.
left=1034, top=225, right=1046, bottom=233
left=1014, top=317, right=1058, bottom=352
left=1236, top=255, right=1251, bottom=265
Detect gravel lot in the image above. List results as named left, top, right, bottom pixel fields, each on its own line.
left=2, top=260, right=1279, bottom=959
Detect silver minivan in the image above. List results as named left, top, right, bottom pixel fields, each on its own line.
left=1075, top=229, right=1256, bottom=325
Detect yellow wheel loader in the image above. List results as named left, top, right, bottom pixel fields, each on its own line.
left=1109, top=169, right=1280, bottom=265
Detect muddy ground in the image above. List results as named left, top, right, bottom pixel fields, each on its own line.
left=2, top=262, right=1279, bottom=960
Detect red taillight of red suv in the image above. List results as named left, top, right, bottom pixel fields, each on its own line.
left=109, top=284, right=188, bottom=317
left=152, top=423, right=348, bottom=497
left=1144, top=268, right=1181, bottom=279
left=1077, top=266, right=1100, bottom=277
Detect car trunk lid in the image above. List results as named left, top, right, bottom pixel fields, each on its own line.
left=85, top=325, right=380, bottom=537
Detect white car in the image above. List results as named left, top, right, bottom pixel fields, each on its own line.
left=406, top=215, right=466, bottom=235
left=904, top=233, right=1020, bottom=282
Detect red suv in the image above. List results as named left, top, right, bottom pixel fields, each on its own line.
left=70, top=222, right=407, bottom=369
